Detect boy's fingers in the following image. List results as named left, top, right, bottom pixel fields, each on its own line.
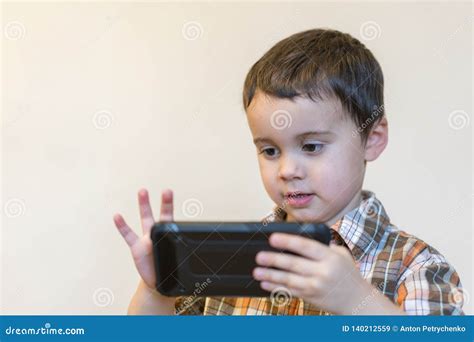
left=259, top=281, right=304, bottom=299
left=253, top=267, right=307, bottom=290
left=159, top=189, right=174, bottom=222
left=113, top=214, right=139, bottom=247
left=138, top=188, right=155, bottom=235
left=269, top=233, right=330, bottom=261
left=255, top=251, right=317, bottom=276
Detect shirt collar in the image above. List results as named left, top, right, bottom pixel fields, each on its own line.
left=265, top=190, right=391, bottom=261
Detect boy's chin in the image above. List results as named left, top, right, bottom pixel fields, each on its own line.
left=285, top=207, right=326, bottom=223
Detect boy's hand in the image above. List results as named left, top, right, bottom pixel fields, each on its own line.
left=252, top=233, right=384, bottom=315
left=113, top=188, right=173, bottom=291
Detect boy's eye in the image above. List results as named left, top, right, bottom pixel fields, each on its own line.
left=259, top=147, right=278, bottom=157
left=302, top=143, right=324, bottom=153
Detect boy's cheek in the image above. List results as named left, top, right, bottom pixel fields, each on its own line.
left=259, top=170, right=284, bottom=202
left=319, top=164, right=361, bottom=196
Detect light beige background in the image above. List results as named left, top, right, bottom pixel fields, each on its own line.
left=2, top=1, right=472, bottom=314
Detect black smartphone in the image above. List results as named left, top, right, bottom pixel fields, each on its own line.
left=151, top=221, right=331, bottom=297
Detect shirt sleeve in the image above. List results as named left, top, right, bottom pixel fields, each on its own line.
left=394, top=261, right=464, bottom=315
left=174, top=296, right=205, bottom=315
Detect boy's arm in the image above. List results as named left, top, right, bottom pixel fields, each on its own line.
left=253, top=233, right=464, bottom=315
left=127, top=280, right=206, bottom=315
left=252, top=233, right=406, bottom=315
left=128, top=280, right=176, bottom=315
left=343, top=280, right=406, bottom=315
left=115, top=189, right=205, bottom=315
left=394, top=262, right=464, bottom=315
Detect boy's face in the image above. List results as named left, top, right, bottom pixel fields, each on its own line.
left=246, top=90, right=371, bottom=226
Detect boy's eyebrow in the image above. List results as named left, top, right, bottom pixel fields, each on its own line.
left=253, top=130, right=333, bottom=144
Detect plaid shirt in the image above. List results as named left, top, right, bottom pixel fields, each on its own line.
left=175, top=190, right=464, bottom=315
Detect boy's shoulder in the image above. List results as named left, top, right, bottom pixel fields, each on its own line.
left=332, top=190, right=459, bottom=285
left=385, top=223, right=450, bottom=265
left=335, top=192, right=463, bottom=314
left=381, top=223, right=463, bottom=314
left=382, top=222, right=454, bottom=279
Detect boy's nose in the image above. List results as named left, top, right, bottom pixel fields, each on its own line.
left=278, top=155, right=303, bottom=180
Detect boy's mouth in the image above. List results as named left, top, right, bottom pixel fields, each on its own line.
left=284, top=192, right=315, bottom=207
left=284, top=191, right=314, bottom=198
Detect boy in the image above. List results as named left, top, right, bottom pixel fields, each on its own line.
left=113, top=28, right=464, bottom=315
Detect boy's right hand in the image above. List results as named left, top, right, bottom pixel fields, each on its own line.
left=113, top=188, right=174, bottom=291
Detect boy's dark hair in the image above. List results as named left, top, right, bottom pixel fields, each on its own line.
left=243, top=28, right=384, bottom=145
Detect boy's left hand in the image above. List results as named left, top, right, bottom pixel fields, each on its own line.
left=252, top=232, right=375, bottom=315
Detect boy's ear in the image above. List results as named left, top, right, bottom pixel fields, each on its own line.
left=364, top=116, right=388, bottom=162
